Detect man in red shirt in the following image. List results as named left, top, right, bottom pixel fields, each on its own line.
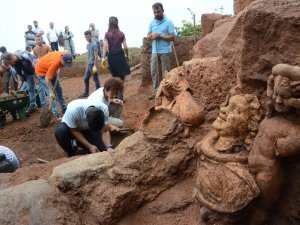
left=35, top=51, right=72, bottom=118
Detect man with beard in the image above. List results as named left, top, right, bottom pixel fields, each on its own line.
left=147, top=2, right=174, bottom=99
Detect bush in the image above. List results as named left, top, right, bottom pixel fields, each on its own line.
left=178, top=20, right=201, bottom=37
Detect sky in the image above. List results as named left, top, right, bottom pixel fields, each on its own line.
left=0, top=0, right=233, bottom=54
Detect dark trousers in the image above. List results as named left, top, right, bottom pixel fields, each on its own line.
left=54, top=122, right=106, bottom=157
left=50, top=42, right=59, bottom=51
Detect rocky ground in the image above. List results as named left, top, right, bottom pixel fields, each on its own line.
left=0, top=63, right=151, bottom=188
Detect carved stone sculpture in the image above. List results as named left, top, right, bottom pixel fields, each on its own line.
left=248, top=64, right=300, bottom=225
left=195, top=94, right=261, bottom=220
left=155, top=69, right=204, bottom=128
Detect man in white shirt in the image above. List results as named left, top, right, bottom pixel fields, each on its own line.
left=33, top=20, right=45, bottom=42
left=54, top=99, right=110, bottom=156
left=47, top=22, right=59, bottom=51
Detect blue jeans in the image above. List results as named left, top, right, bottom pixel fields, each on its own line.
left=38, top=74, right=66, bottom=117
left=24, top=75, right=37, bottom=108
left=83, top=64, right=100, bottom=95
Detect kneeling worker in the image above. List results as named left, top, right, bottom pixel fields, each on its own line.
left=88, top=77, right=124, bottom=148
left=54, top=99, right=110, bottom=157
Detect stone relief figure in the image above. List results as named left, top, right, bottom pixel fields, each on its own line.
left=155, top=68, right=204, bottom=137
left=195, top=94, right=261, bottom=222
left=248, top=64, right=300, bottom=225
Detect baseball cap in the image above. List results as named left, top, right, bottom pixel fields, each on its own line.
left=62, top=54, right=73, bottom=67
left=86, top=106, right=105, bottom=131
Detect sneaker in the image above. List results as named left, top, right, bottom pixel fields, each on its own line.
left=25, top=105, right=38, bottom=115
left=79, top=93, right=89, bottom=98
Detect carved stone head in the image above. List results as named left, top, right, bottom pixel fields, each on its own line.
left=212, top=94, right=261, bottom=151
left=268, top=64, right=300, bottom=114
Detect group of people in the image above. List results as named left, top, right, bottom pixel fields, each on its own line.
left=24, top=20, right=76, bottom=58
left=0, top=2, right=174, bottom=173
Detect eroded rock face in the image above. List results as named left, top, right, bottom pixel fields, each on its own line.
left=234, top=0, right=257, bottom=14
left=220, top=0, right=300, bottom=86
left=192, top=19, right=234, bottom=59
left=201, top=13, right=232, bottom=37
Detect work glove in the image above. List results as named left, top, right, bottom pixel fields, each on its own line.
left=101, top=58, right=108, bottom=71
left=50, top=91, right=56, bottom=100
left=92, top=65, right=97, bottom=74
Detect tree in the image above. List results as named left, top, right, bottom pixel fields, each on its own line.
left=177, top=20, right=201, bottom=37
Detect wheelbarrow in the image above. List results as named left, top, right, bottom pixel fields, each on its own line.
left=0, top=91, right=30, bottom=125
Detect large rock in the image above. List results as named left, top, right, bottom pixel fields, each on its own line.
left=220, top=0, right=300, bottom=85
left=192, top=19, right=234, bottom=59
left=201, top=13, right=232, bottom=37
left=0, top=179, right=76, bottom=225
left=51, top=130, right=196, bottom=225
left=234, top=0, right=257, bottom=14
left=182, top=57, right=235, bottom=121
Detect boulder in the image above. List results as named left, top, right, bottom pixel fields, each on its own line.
left=234, top=0, right=257, bottom=14
left=220, top=0, right=300, bottom=86
left=201, top=13, right=232, bottom=37
left=0, top=179, right=77, bottom=225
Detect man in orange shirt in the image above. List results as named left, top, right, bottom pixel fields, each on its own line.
left=35, top=51, right=72, bottom=118
left=33, top=36, right=52, bottom=59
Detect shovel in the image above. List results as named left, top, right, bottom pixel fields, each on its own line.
left=40, top=77, right=68, bottom=128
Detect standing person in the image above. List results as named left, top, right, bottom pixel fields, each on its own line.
left=32, top=20, right=45, bottom=43
left=79, top=30, right=100, bottom=98
left=147, top=2, right=174, bottom=99
left=47, top=22, right=59, bottom=51
left=33, top=35, right=52, bottom=59
left=35, top=51, right=72, bottom=119
left=102, top=17, right=130, bottom=87
left=2, top=51, right=38, bottom=115
left=54, top=99, right=109, bottom=157
left=89, top=23, right=101, bottom=58
left=0, top=145, right=20, bottom=173
left=64, top=26, right=76, bottom=59
left=24, top=25, right=36, bottom=49
left=0, top=46, right=18, bottom=94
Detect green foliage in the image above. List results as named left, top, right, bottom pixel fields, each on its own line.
left=177, top=20, right=201, bottom=37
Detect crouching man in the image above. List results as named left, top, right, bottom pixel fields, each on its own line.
left=54, top=99, right=109, bottom=157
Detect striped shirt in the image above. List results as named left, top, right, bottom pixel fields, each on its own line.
left=0, top=146, right=20, bottom=169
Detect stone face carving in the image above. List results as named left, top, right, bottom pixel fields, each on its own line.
left=248, top=64, right=300, bottom=225
left=155, top=68, right=204, bottom=127
left=196, top=94, right=261, bottom=215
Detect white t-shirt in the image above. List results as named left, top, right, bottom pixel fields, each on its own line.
left=88, top=87, right=110, bottom=106
left=47, top=28, right=58, bottom=42
left=0, top=145, right=20, bottom=169
left=33, top=26, right=44, bottom=37
left=62, top=99, right=109, bottom=131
